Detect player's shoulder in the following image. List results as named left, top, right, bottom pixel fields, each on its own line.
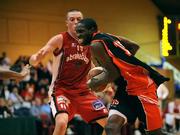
left=91, top=41, right=104, bottom=50
left=49, top=34, right=63, bottom=43
left=45, top=33, right=64, bottom=50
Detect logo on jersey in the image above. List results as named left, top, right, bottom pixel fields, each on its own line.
left=72, top=43, right=77, bottom=47
left=111, top=99, right=119, bottom=105
left=56, top=96, right=70, bottom=110
left=56, top=96, right=70, bottom=104
left=66, top=53, right=89, bottom=64
left=92, top=100, right=105, bottom=111
left=57, top=96, right=66, bottom=104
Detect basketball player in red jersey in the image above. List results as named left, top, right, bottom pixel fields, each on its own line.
left=75, top=18, right=169, bottom=135
left=29, top=10, right=108, bottom=135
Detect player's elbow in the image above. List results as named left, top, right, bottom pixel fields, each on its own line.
left=29, top=55, right=38, bottom=67
left=133, top=44, right=140, bottom=52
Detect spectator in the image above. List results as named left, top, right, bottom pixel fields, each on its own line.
left=8, top=87, right=24, bottom=115
left=0, top=52, right=11, bottom=68
left=0, top=97, right=12, bottom=118
left=157, top=83, right=169, bottom=113
left=4, top=86, right=10, bottom=100
left=35, top=87, right=48, bottom=100
left=164, top=97, right=180, bottom=132
left=30, top=97, right=51, bottom=135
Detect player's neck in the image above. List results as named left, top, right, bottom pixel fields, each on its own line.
left=67, top=31, right=78, bottom=41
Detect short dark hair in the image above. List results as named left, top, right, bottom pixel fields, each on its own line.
left=79, top=18, right=98, bottom=32
left=66, top=9, right=82, bottom=19
left=67, top=9, right=81, bottom=13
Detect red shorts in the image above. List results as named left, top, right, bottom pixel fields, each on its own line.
left=50, top=88, right=108, bottom=123
left=137, top=90, right=163, bottom=131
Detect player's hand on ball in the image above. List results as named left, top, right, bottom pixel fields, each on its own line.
left=87, top=67, right=109, bottom=92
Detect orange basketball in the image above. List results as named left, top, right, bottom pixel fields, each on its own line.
left=88, top=67, right=108, bottom=92
left=95, top=83, right=107, bottom=92
left=88, top=67, right=105, bottom=78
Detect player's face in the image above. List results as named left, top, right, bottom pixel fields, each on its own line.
left=75, top=23, right=93, bottom=46
left=66, top=11, right=83, bottom=35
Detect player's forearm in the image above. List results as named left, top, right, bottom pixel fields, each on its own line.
left=0, top=70, right=22, bottom=80
left=29, top=46, right=52, bottom=67
left=29, top=51, right=45, bottom=66
left=127, top=42, right=139, bottom=55
left=107, top=66, right=120, bottom=82
left=118, top=36, right=137, bottom=45
left=29, top=54, right=40, bottom=66
left=118, top=36, right=140, bottom=55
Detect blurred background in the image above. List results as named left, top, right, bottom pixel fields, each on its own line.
left=0, top=0, right=179, bottom=135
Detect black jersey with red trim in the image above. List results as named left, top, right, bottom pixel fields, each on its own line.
left=91, top=33, right=169, bottom=95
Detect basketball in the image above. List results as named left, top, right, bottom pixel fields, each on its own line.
left=95, top=83, right=108, bottom=92
left=88, top=67, right=105, bottom=78
left=88, top=67, right=108, bottom=92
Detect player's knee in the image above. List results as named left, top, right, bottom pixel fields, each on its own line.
left=55, top=113, right=68, bottom=130
left=105, top=115, right=125, bottom=133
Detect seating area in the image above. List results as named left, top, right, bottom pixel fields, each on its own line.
left=0, top=52, right=179, bottom=135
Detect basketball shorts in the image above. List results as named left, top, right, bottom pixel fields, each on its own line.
left=50, top=88, right=108, bottom=123
left=109, top=84, right=162, bottom=131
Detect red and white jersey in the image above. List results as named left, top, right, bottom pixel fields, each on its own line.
left=50, top=32, right=91, bottom=92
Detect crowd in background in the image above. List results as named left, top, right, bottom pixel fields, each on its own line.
left=0, top=52, right=179, bottom=135
left=0, top=52, right=52, bottom=135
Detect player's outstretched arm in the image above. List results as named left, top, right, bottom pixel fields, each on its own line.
left=118, top=36, right=140, bottom=55
left=0, top=64, right=30, bottom=81
left=29, top=34, right=63, bottom=67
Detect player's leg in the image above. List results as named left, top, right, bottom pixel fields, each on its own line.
left=75, top=91, right=108, bottom=135
left=50, top=92, right=73, bottom=135
left=96, top=117, right=108, bottom=135
left=145, top=129, right=163, bottom=135
left=105, top=88, right=136, bottom=135
left=53, top=113, right=68, bottom=135
left=105, top=111, right=127, bottom=135
left=105, top=95, right=127, bottom=135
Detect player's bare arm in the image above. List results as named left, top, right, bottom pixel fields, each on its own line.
left=88, top=42, right=120, bottom=89
left=29, top=34, right=63, bottom=66
left=118, top=36, right=139, bottom=55
left=0, top=64, right=30, bottom=81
